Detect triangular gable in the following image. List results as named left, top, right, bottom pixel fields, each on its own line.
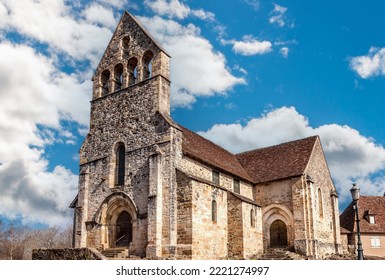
left=94, top=11, right=169, bottom=77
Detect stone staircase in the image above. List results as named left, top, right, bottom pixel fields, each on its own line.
left=256, top=247, right=305, bottom=260
left=100, top=248, right=129, bottom=259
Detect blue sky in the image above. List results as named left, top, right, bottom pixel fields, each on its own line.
left=1, top=0, right=385, bottom=228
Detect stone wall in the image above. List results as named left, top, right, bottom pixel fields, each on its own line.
left=176, top=170, right=193, bottom=258
left=241, top=202, right=263, bottom=258
left=304, top=138, right=342, bottom=257
left=191, top=180, right=228, bottom=259
left=180, top=157, right=253, bottom=200
left=227, top=193, right=243, bottom=259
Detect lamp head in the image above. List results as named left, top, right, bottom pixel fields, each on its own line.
left=350, top=183, right=360, bottom=201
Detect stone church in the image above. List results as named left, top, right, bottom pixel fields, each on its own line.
left=70, top=11, right=342, bottom=259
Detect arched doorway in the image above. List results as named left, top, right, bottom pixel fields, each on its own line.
left=115, top=211, right=132, bottom=247
left=269, top=220, right=288, bottom=247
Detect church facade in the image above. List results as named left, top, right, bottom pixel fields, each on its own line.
left=70, top=11, right=342, bottom=260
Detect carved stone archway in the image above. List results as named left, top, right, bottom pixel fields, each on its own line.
left=94, top=192, right=138, bottom=249
left=262, top=204, right=294, bottom=250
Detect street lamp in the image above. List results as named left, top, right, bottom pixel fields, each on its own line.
left=350, top=183, right=364, bottom=260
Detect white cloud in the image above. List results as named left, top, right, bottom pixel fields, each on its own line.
left=269, top=3, right=287, bottom=27
left=229, top=36, right=272, bottom=56
left=280, top=47, right=289, bottom=58
left=96, top=0, right=128, bottom=9
left=198, top=106, right=385, bottom=205
left=83, top=4, right=118, bottom=29
left=0, top=0, right=114, bottom=66
left=144, top=0, right=190, bottom=19
left=0, top=41, right=90, bottom=226
left=350, top=47, right=385, bottom=78
left=137, top=16, right=245, bottom=107
left=191, top=9, right=215, bottom=21
left=145, top=0, right=215, bottom=22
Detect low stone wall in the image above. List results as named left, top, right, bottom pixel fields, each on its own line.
left=32, top=248, right=106, bottom=260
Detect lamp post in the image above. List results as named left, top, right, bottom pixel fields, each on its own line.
left=350, top=183, right=364, bottom=260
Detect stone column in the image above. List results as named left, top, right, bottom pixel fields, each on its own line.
left=76, top=165, right=90, bottom=248
left=146, top=146, right=163, bottom=257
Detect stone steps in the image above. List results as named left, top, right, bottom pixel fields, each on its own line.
left=101, top=248, right=129, bottom=259
left=256, top=247, right=305, bottom=260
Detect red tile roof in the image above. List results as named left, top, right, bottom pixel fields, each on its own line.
left=340, top=196, right=385, bottom=233
left=180, top=126, right=318, bottom=184
left=180, top=126, right=253, bottom=182
left=236, top=136, right=318, bottom=184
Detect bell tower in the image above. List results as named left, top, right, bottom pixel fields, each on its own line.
left=72, top=11, right=179, bottom=259
left=91, top=11, right=171, bottom=115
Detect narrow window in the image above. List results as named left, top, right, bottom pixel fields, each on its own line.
left=212, top=170, right=219, bottom=185
left=211, top=200, right=217, bottom=222
left=115, top=144, right=125, bottom=185
left=250, top=209, right=255, bottom=227
left=370, top=236, right=381, bottom=248
left=101, top=70, right=110, bottom=95
left=318, top=188, right=323, bottom=218
left=233, top=179, right=240, bottom=194
left=142, top=50, right=154, bottom=79
left=127, top=57, right=138, bottom=85
left=369, top=215, right=376, bottom=224
left=114, top=64, right=124, bottom=91
left=122, top=36, right=130, bottom=50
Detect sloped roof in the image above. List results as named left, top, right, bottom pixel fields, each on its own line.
left=340, top=196, right=385, bottom=233
left=180, top=126, right=253, bottom=182
left=236, top=136, right=318, bottom=184
left=180, top=126, right=318, bottom=184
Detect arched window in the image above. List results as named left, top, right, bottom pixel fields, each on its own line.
left=211, top=200, right=217, bottom=223
left=114, top=64, right=124, bottom=91
left=115, top=144, right=125, bottom=185
left=250, top=209, right=255, bottom=227
left=122, top=36, right=130, bottom=51
left=127, top=57, right=138, bottom=85
left=318, top=188, right=323, bottom=218
left=101, top=70, right=110, bottom=96
left=142, top=50, right=154, bottom=80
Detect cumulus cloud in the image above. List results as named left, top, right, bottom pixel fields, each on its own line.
left=145, top=0, right=190, bottom=19
left=145, top=0, right=215, bottom=21
left=0, top=0, right=114, bottom=66
left=349, top=47, right=385, bottom=78
left=269, top=3, right=287, bottom=27
left=0, top=161, right=78, bottom=227
left=83, top=3, right=118, bottom=29
left=137, top=16, right=245, bottom=107
left=198, top=106, right=385, bottom=204
left=0, top=42, right=91, bottom=226
left=96, top=0, right=129, bottom=9
left=0, top=0, right=113, bottom=227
